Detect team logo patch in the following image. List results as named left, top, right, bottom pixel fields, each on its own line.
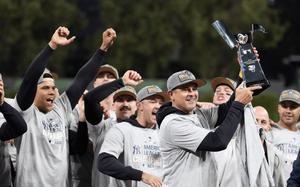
left=147, top=86, right=160, bottom=94
left=178, top=71, right=193, bottom=82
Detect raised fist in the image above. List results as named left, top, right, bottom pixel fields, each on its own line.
left=122, top=70, right=143, bottom=86
left=48, top=26, right=76, bottom=49
left=100, top=28, right=117, bottom=52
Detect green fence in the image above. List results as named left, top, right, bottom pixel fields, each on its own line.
left=4, top=78, right=280, bottom=122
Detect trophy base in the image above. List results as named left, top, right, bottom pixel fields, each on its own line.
left=246, top=80, right=270, bottom=96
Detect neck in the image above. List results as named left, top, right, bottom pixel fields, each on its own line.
left=136, top=115, right=155, bottom=128
left=172, top=104, right=192, bottom=114
left=278, top=121, right=298, bottom=131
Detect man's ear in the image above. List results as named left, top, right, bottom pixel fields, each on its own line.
left=168, top=91, right=173, bottom=101
left=137, top=101, right=143, bottom=112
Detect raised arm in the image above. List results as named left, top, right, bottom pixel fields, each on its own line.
left=197, top=85, right=261, bottom=151
left=0, top=80, right=27, bottom=141
left=84, top=70, right=142, bottom=125
left=16, top=26, right=75, bottom=110
left=69, top=95, right=88, bottom=155
left=66, top=28, right=117, bottom=109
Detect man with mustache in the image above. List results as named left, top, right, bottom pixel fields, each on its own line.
left=98, top=85, right=169, bottom=187
left=267, top=89, right=300, bottom=183
left=84, top=70, right=142, bottom=187
left=156, top=70, right=260, bottom=187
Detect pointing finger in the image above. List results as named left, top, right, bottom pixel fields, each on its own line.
left=248, top=85, right=262, bottom=91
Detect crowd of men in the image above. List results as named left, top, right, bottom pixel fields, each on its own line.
left=1, top=26, right=300, bottom=187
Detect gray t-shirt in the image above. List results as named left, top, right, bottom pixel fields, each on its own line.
left=159, top=111, right=218, bottom=187
left=8, top=93, right=72, bottom=187
left=69, top=107, right=94, bottom=187
left=88, top=114, right=116, bottom=187
left=0, top=112, right=17, bottom=187
left=0, top=113, right=12, bottom=187
left=100, top=121, right=162, bottom=187
left=267, top=125, right=300, bottom=183
left=0, top=141, right=11, bottom=187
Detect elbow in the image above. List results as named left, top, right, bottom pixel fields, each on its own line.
left=97, top=153, right=106, bottom=173
left=17, top=120, right=28, bottom=136
left=213, top=136, right=229, bottom=151
left=216, top=143, right=227, bottom=151
left=20, top=123, right=28, bottom=134
left=14, top=121, right=28, bottom=138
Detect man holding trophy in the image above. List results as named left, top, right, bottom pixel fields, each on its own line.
left=212, top=21, right=286, bottom=187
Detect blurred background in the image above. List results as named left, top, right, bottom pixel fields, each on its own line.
left=0, top=0, right=299, bottom=120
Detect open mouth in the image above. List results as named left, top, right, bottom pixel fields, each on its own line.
left=46, top=98, right=54, bottom=105
left=217, top=96, right=225, bottom=100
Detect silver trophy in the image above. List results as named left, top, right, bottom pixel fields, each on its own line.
left=212, top=20, right=270, bottom=95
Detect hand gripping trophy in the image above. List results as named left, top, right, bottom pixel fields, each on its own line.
left=212, top=20, right=270, bottom=95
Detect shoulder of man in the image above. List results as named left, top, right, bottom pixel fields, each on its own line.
left=161, top=113, right=198, bottom=129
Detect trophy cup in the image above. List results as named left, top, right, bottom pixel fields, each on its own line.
left=212, top=20, right=270, bottom=95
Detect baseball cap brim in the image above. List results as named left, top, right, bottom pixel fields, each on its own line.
left=142, top=92, right=170, bottom=102
left=173, top=79, right=206, bottom=90
left=113, top=91, right=136, bottom=101
left=38, top=69, right=54, bottom=84
left=279, top=99, right=300, bottom=105
left=211, top=77, right=235, bottom=91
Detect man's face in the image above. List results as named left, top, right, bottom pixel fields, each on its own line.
left=94, top=72, right=116, bottom=87
left=213, top=85, right=233, bottom=105
left=34, top=78, right=56, bottom=113
left=138, top=95, right=164, bottom=127
left=170, top=83, right=198, bottom=114
left=278, top=101, right=300, bottom=127
left=114, top=95, right=137, bottom=120
left=254, top=107, right=271, bottom=131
